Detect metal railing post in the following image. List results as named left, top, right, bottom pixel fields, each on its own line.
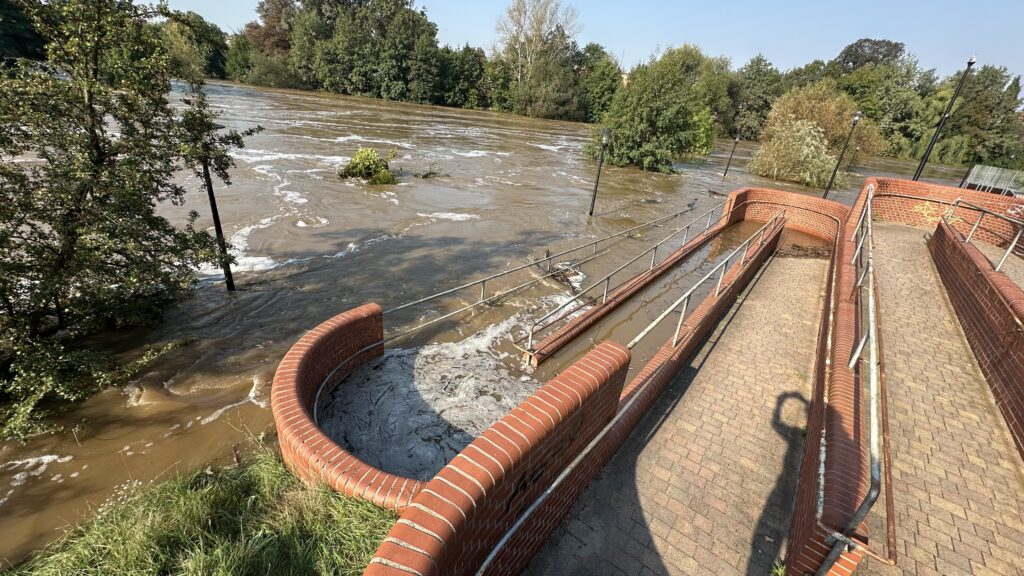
left=966, top=213, right=984, bottom=243
left=715, top=257, right=728, bottom=296
left=480, top=281, right=486, bottom=303
left=997, top=227, right=1022, bottom=272
left=650, top=246, right=658, bottom=270
left=705, top=211, right=714, bottom=233
left=603, top=277, right=610, bottom=303
left=671, top=296, right=690, bottom=347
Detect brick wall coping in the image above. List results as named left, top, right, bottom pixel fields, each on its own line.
left=271, top=303, right=425, bottom=511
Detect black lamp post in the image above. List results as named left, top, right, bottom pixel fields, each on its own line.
left=588, top=128, right=611, bottom=216
left=722, top=135, right=740, bottom=178
left=914, top=55, right=976, bottom=181
left=823, top=111, right=862, bottom=199
left=204, top=123, right=235, bottom=291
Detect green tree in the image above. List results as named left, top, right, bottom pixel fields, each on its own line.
left=575, top=43, right=621, bottom=122
left=831, top=38, right=906, bottom=74
left=0, top=0, right=234, bottom=437
left=438, top=44, right=488, bottom=108
left=494, top=0, right=583, bottom=119
left=226, top=33, right=257, bottom=80
left=762, top=79, right=885, bottom=163
left=159, top=10, right=229, bottom=79
left=0, top=0, right=45, bottom=62
left=938, top=65, right=1024, bottom=168
left=781, top=59, right=830, bottom=91
left=732, top=54, right=783, bottom=140
left=836, top=61, right=929, bottom=157
left=593, top=45, right=716, bottom=172
left=749, top=118, right=838, bottom=187
left=243, top=0, right=295, bottom=57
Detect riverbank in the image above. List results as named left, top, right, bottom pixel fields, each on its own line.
left=8, top=445, right=395, bottom=575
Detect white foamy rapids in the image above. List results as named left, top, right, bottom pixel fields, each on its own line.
left=333, top=134, right=415, bottom=149
left=200, top=376, right=268, bottom=425
left=331, top=233, right=395, bottom=259
left=231, top=148, right=351, bottom=166
left=417, top=212, right=479, bottom=222
left=317, top=315, right=539, bottom=479
left=3, top=455, right=73, bottom=488
left=533, top=144, right=566, bottom=152
left=200, top=216, right=283, bottom=276
left=296, top=216, right=330, bottom=228
left=450, top=149, right=488, bottom=158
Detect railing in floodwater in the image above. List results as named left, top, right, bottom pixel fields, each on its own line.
left=946, top=198, right=1024, bottom=272
left=522, top=202, right=731, bottom=350
left=473, top=211, right=786, bottom=575
left=626, top=211, right=786, bottom=349
left=310, top=203, right=725, bottom=423
left=818, top=184, right=896, bottom=573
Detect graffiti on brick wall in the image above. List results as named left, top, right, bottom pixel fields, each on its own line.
left=911, top=201, right=946, bottom=225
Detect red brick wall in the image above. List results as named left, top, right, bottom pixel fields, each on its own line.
left=364, top=209, right=787, bottom=576
left=271, top=303, right=424, bottom=510
left=363, top=341, right=632, bottom=576
left=869, top=177, right=1023, bottom=254
left=724, top=188, right=850, bottom=242
left=929, top=222, right=1024, bottom=460
left=778, top=189, right=869, bottom=576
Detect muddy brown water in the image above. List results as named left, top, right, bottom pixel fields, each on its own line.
left=0, top=80, right=963, bottom=566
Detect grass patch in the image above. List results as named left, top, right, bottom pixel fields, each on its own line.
left=12, top=448, right=396, bottom=576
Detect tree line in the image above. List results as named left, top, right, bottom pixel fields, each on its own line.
left=7, top=1, right=1018, bottom=174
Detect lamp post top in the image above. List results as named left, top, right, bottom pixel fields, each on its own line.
left=968, top=55, right=977, bottom=66
left=853, top=111, right=863, bottom=125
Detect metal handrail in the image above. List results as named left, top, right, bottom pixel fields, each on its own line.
left=384, top=202, right=725, bottom=316
left=475, top=211, right=787, bottom=575
left=817, top=184, right=895, bottom=573
left=523, top=203, right=732, bottom=350
left=626, top=212, right=786, bottom=349
left=945, top=198, right=1023, bottom=272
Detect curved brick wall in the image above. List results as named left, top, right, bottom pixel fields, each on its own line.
left=271, top=303, right=424, bottom=510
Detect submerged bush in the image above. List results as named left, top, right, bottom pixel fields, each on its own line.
left=749, top=117, right=839, bottom=187
left=339, top=148, right=397, bottom=185
left=12, top=448, right=396, bottom=576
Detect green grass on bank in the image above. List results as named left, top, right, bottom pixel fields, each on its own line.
left=12, top=449, right=396, bottom=576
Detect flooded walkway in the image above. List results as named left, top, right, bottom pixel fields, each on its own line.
left=525, top=253, right=828, bottom=575
left=860, top=223, right=1024, bottom=576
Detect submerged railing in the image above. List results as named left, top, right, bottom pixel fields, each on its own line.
left=523, top=202, right=730, bottom=350
left=946, top=198, right=1024, bottom=272
left=474, top=211, right=787, bottom=575
left=626, top=211, right=786, bottom=349
left=310, top=203, right=725, bottom=423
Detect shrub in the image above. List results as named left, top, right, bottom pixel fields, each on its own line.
left=749, top=117, right=839, bottom=187
left=339, top=148, right=397, bottom=185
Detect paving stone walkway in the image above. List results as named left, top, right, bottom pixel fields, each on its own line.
left=525, top=254, right=828, bottom=576
left=859, top=223, right=1024, bottom=576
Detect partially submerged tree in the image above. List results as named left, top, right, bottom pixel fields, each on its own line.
left=0, top=0, right=245, bottom=437
left=749, top=118, right=838, bottom=187
left=593, top=45, right=715, bottom=172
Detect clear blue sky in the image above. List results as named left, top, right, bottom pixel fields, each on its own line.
left=166, top=0, right=1023, bottom=79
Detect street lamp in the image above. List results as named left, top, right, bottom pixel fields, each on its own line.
left=914, top=55, right=976, bottom=181
left=588, top=128, right=611, bottom=216
left=823, top=111, right=862, bottom=199
left=204, top=122, right=235, bottom=291
left=722, top=135, right=740, bottom=179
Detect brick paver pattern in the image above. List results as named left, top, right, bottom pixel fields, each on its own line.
left=525, top=255, right=828, bottom=576
left=859, top=223, right=1024, bottom=576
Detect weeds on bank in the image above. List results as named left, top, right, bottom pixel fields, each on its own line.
left=12, top=449, right=396, bottom=576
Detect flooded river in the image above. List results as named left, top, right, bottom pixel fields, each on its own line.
left=0, top=81, right=964, bottom=566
